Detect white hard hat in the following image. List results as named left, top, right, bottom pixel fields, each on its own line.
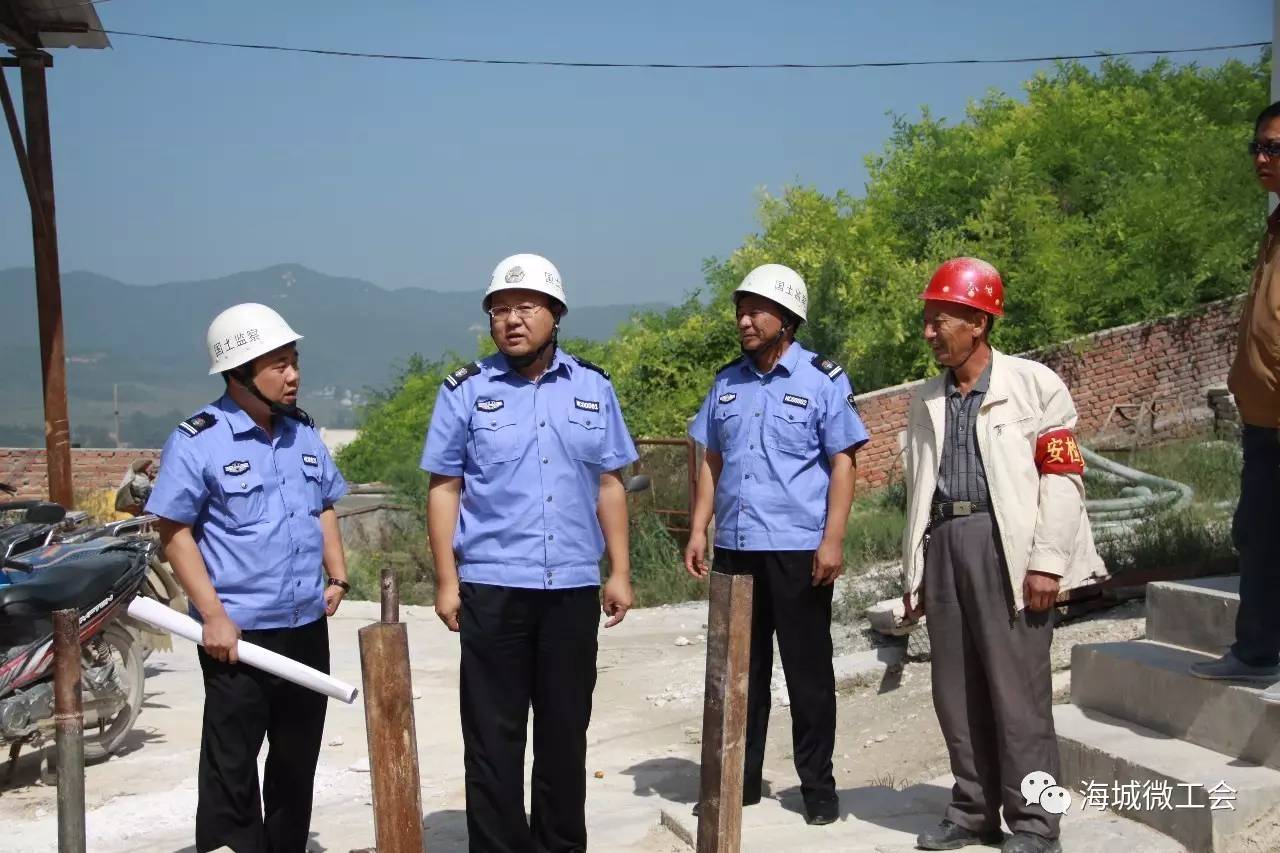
left=483, top=253, right=568, bottom=314
left=733, top=264, right=808, bottom=322
left=206, top=303, right=303, bottom=375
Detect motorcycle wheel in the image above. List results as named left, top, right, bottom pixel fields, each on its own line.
left=83, top=622, right=145, bottom=762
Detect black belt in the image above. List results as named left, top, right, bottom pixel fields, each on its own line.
left=930, top=500, right=991, bottom=521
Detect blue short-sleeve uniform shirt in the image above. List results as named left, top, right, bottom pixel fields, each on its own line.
left=420, top=349, right=639, bottom=590
left=689, top=343, right=869, bottom=551
left=147, top=395, right=348, bottom=629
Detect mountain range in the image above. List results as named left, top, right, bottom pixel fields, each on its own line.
left=0, top=265, right=665, bottom=445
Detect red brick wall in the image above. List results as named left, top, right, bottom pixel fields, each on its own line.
left=849, top=294, right=1244, bottom=489
left=0, top=295, right=1247, bottom=499
left=0, top=448, right=160, bottom=501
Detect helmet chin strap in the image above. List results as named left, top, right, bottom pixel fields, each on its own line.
left=744, top=323, right=792, bottom=367
left=232, top=367, right=302, bottom=420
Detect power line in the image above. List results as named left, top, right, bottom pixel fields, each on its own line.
left=91, top=29, right=1268, bottom=70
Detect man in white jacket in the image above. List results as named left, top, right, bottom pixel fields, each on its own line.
left=901, top=258, right=1106, bottom=853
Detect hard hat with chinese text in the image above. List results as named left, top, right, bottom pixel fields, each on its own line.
left=206, top=303, right=303, bottom=375
left=733, top=264, right=808, bottom=322
left=920, top=257, right=1005, bottom=317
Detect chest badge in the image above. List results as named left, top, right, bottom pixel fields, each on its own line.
left=574, top=398, right=601, bottom=412
left=223, top=460, right=251, bottom=476
left=718, top=392, right=737, bottom=404
left=783, top=393, right=810, bottom=409
left=302, top=454, right=319, bottom=467
left=476, top=399, right=505, bottom=413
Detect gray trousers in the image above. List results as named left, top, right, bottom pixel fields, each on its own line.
left=924, top=512, right=1061, bottom=839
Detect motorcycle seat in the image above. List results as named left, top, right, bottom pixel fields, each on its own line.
left=0, top=542, right=138, bottom=618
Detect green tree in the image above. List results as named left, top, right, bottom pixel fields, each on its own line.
left=339, top=54, right=1271, bottom=488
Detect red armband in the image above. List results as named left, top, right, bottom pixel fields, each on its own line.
left=1035, top=428, right=1085, bottom=475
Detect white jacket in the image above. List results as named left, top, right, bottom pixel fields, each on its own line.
left=901, top=349, right=1108, bottom=615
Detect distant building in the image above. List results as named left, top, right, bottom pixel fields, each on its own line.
left=319, top=427, right=359, bottom=455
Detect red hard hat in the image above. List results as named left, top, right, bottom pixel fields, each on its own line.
left=919, top=257, right=1005, bottom=317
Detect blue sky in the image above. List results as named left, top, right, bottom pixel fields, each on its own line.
left=0, top=0, right=1268, bottom=305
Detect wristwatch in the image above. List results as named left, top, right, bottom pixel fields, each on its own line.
left=326, top=577, right=350, bottom=593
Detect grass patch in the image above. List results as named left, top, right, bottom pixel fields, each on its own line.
left=1097, top=505, right=1234, bottom=578
left=1096, top=439, right=1241, bottom=504
left=623, top=510, right=707, bottom=607
left=844, top=485, right=907, bottom=573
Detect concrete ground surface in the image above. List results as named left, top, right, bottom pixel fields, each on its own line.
left=0, top=598, right=1182, bottom=852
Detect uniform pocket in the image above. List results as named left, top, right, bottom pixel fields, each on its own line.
left=302, top=467, right=324, bottom=515
left=566, top=411, right=605, bottom=464
left=714, top=409, right=742, bottom=450
left=470, top=415, right=521, bottom=465
left=221, top=472, right=267, bottom=528
left=764, top=409, right=816, bottom=456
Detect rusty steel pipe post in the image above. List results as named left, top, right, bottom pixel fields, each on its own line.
left=696, top=571, right=753, bottom=853
left=52, top=608, right=85, bottom=853
left=380, top=567, right=399, bottom=624
left=17, top=51, right=73, bottom=508
left=360, top=567, right=424, bottom=850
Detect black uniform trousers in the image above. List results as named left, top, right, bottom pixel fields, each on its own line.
left=1231, top=425, right=1280, bottom=667
left=924, top=512, right=1059, bottom=839
left=714, top=549, right=837, bottom=807
left=195, top=616, right=330, bottom=853
left=459, top=582, right=601, bottom=853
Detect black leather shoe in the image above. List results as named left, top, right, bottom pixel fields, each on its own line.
left=1001, top=833, right=1061, bottom=853
left=916, top=819, right=1004, bottom=850
left=804, top=796, right=840, bottom=826
left=691, top=790, right=762, bottom=817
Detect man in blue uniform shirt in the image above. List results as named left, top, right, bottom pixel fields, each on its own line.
left=685, top=264, right=869, bottom=826
left=148, top=303, right=350, bottom=853
left=421, top=253, right=639, bottom=853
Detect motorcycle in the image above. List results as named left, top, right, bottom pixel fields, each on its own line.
left=0, top=498, right=90, bottom=563
left=61, top=514, right=186, bottom=658
left=0, top=538, right=153, bottom=775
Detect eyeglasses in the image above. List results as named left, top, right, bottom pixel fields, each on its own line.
left=1249, top=140, right=1280, bottom=159
left=486, top=303, right=544, bottom=321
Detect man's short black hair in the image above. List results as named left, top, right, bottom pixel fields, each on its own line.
left=1255, top=101, right=1280, bottom=135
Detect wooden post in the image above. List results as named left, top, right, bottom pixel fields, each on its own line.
left=696, top=571, right=753, bottom=853
left=17, top=51, right=73, bottom=508
left=52, top=608, right=85, bottom=853
left=359, top=570, right=424, bottom=852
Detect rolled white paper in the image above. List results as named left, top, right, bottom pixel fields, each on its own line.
left=127, top=596, right=359, bottom=704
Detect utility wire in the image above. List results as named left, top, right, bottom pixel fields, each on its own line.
left=90, top=29, right=1268, bottom=70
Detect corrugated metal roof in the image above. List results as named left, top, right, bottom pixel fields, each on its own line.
left=3, top=0, right=111, bottom=50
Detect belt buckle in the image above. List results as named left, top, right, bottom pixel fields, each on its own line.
left=951, top=501, right=973, bottom=517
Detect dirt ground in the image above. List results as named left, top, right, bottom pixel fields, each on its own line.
left=0, top=591, right=1149, bottom=852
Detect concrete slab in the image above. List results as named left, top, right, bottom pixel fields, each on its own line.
left=1056, top=704, right=1280, bottom=853
left=1070, top=640, right=1280, bottom=770
left=1147, top=577, right=1240, bottom=656
left=661, top=772, right=1188, bottom=852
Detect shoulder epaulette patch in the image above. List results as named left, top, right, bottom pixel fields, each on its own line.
left=811, top=354, right=845, bottom=380
left=178, top=412, right=217, bottom=437
left=719, top=356, right=743, bottom=374
left=572, top=355, right=611, bottom=380
left=443, top=362, right=482, bottom=390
